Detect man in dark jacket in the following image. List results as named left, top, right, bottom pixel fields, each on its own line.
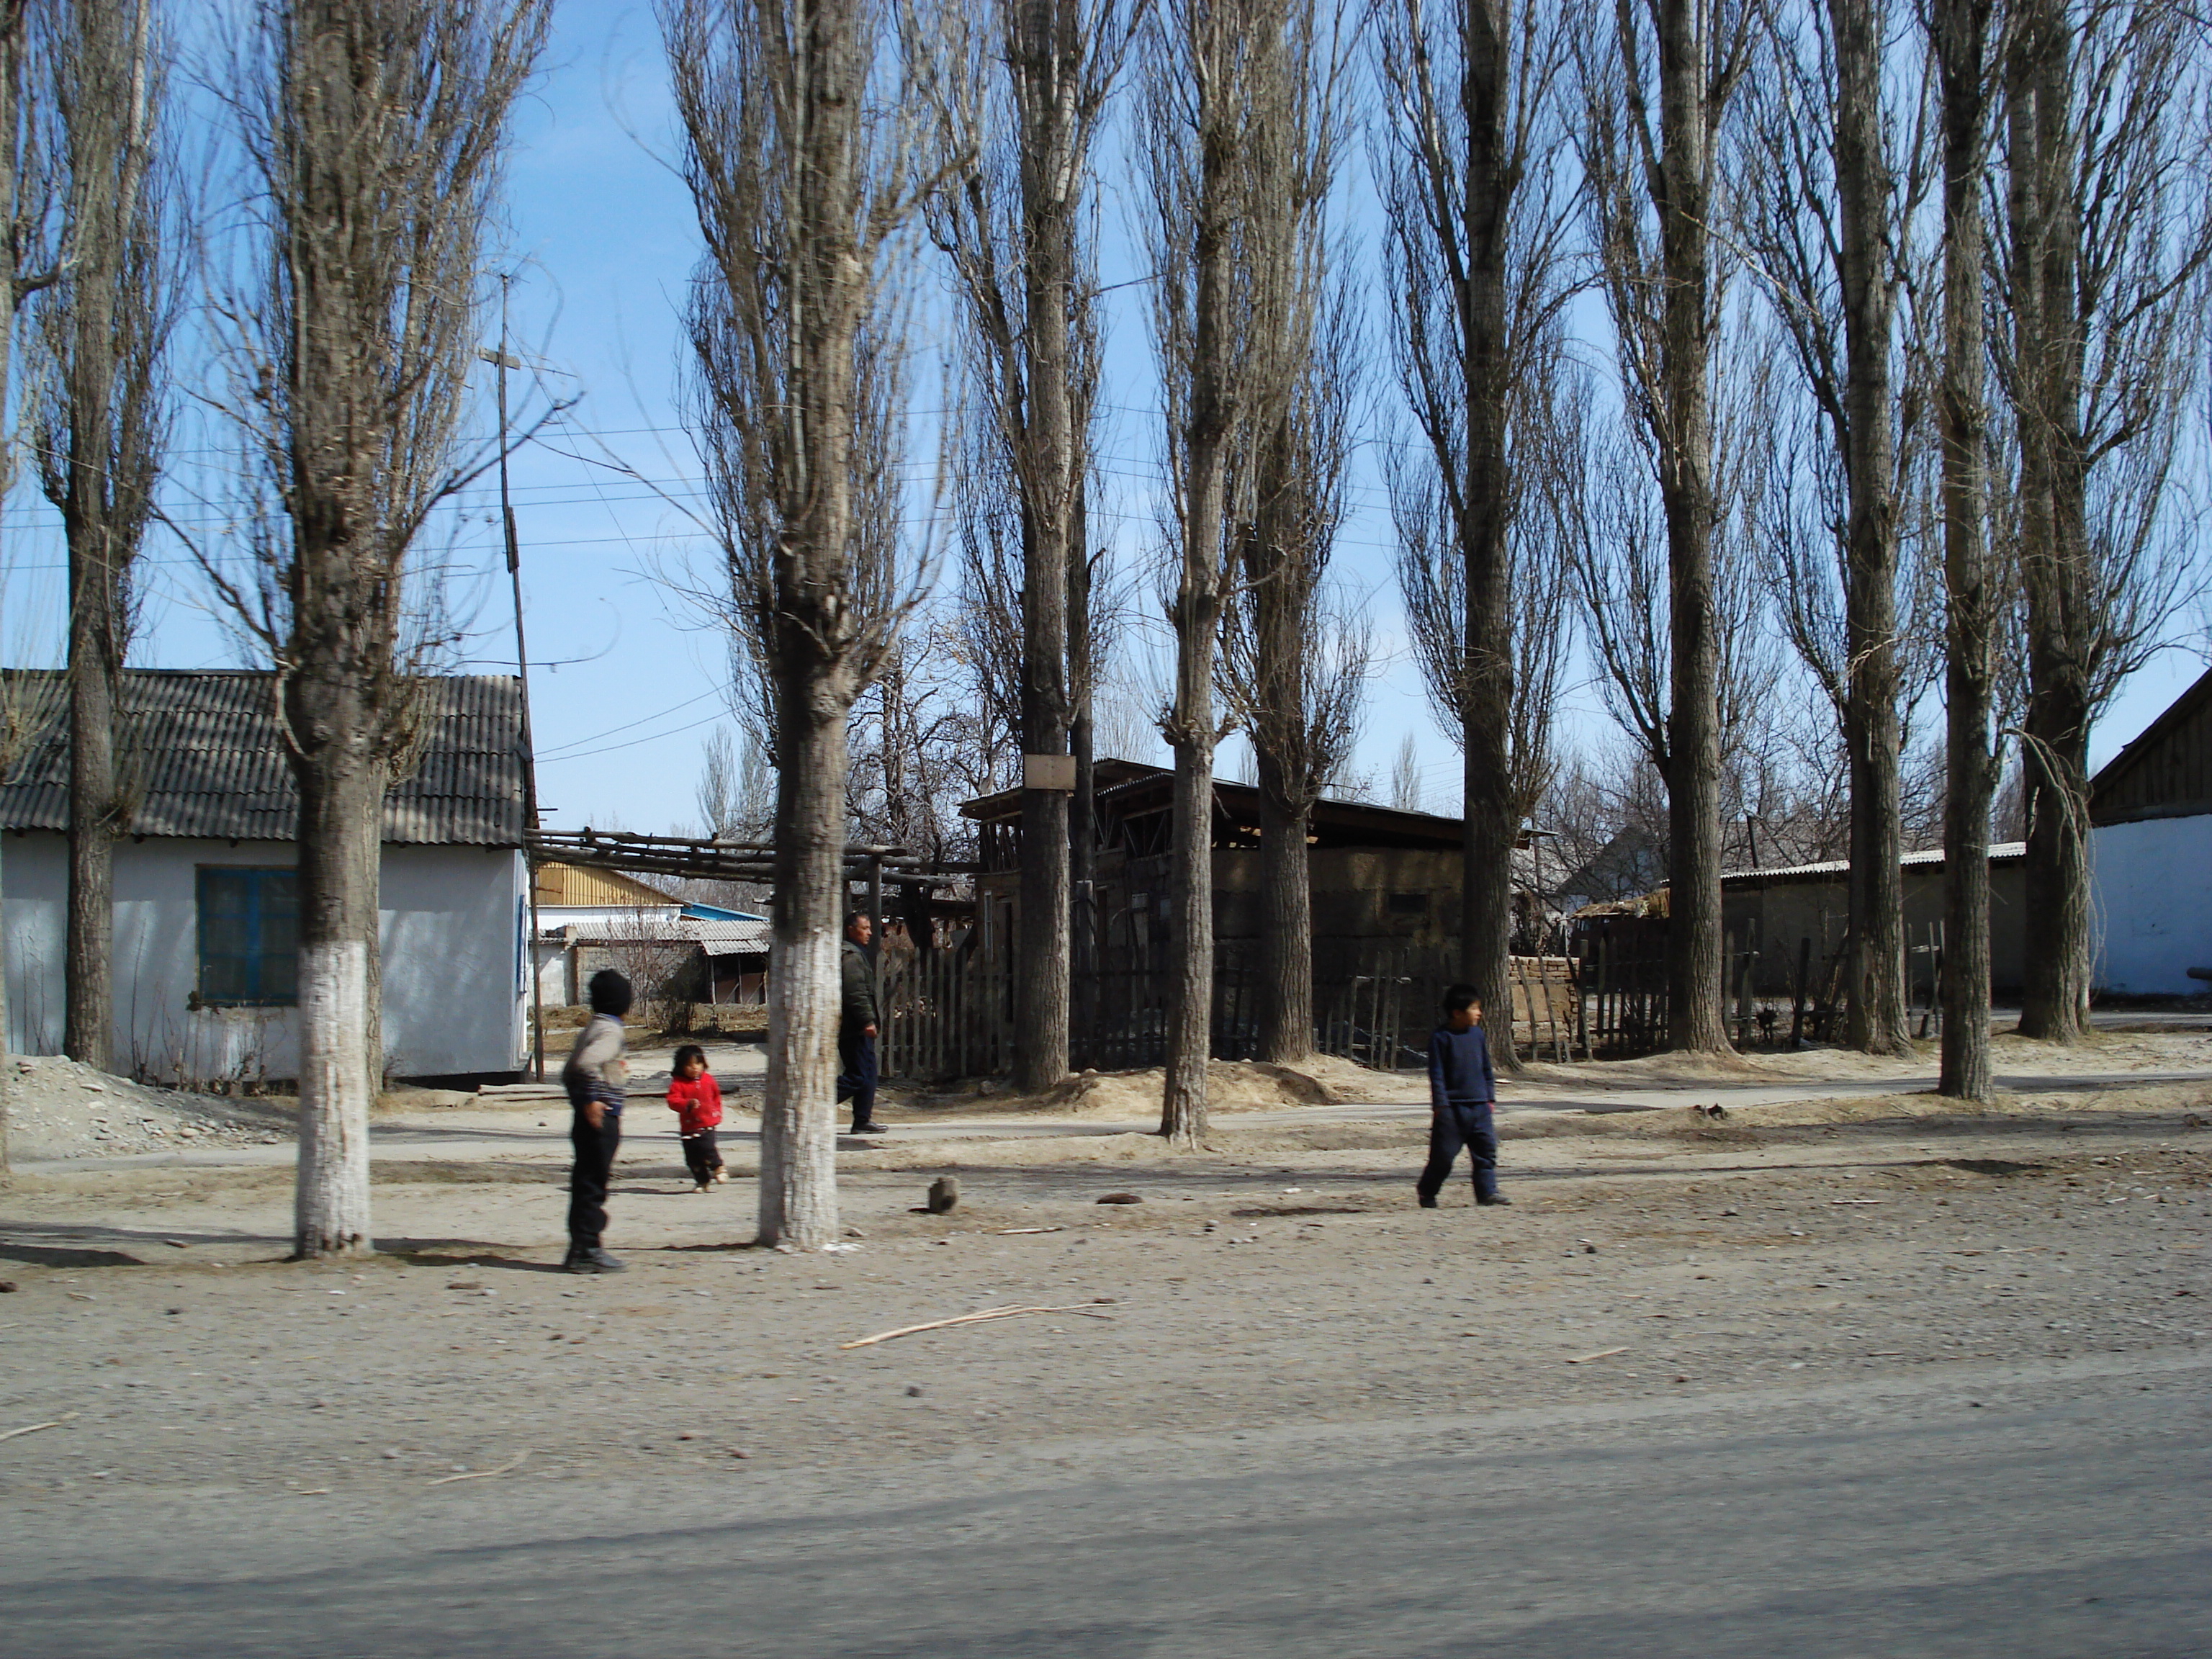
left=836, top=911, right=888, bottom=1134
left=1416, top=982, right=1508, bottom=1208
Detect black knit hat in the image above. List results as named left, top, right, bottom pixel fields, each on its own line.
left=588, top=969, right=634, bottom=1017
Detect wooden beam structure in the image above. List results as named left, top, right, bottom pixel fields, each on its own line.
left=526, top=827, right=974, bottom=890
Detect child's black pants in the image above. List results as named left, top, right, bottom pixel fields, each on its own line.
left=1417, top=1100, right=1498, bottom=1202
left=680, top=1129, right=722, bottom=1184
left=567, top=1104, right=621, bottom=1249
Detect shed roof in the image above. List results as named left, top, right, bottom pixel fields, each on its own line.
left=0, top=670, right=526, bottom=846
left=1720, top=842, right=2025, bottom=885
left=2089, top=666, right=2212, bottom=826
left=557, top=917, right=773, bottom=952
left=961, top=757, right=1481, bottom=852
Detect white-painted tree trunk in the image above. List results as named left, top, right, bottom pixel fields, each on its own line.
left=758, top=706, right=846, bottom=1249
left=294, top=938, right=372, bottom=1255
left=289, top=742, right=384, bottom=1259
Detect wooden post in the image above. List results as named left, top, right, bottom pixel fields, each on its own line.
left=1593, top=935, right=1611, bottom=1058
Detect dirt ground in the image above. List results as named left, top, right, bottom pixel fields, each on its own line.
left=1, top=1043, right=2206, bottom=1522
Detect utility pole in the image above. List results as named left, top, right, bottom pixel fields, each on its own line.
left=482, top=273, right=544, bottom=1081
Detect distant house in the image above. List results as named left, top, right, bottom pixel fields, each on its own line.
left=1, top=670, right=531, bottom=1086
left=1552, top=827, right=1665, bottom=914
left=2091, top=667, right=2212, bottom=996
left=528, top=863, right=769, bottom=1007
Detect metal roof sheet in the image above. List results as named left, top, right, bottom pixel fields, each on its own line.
left=559, top=918, right=774, bottom=949
left=0, top=670, right=526, bottom=846
left=1720, top=842, right=2026, bottom=884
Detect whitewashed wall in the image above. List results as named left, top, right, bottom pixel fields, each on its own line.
left=2092, top=815, right=2212, bottom=995
left=2, top=833, right=529, bottom=1082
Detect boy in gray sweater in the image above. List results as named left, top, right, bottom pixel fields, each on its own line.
left=562, top=969, right=632, bottom=1272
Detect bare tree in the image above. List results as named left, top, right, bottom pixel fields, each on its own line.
left=1933, top=0, right=2000, bottom=1097
left=0, top=0, right=57, bottom=1178
left=1735, top=0, right=1936, bottom=1053
left=666, top=0, right=951, bottom=1246
left=32, top=0, right=178, bottom=1076
left=929, top=0, right=1138, bottom=1092
left=1208, top=0, right=1362, bottom=1069
left=1141, top=0, right=1339, bottom=1135
left=1575, top=0, right=1760, bottom=1051
left=200, top=0, right=549, bottom=1257
left=846, top=616, right=994, bottom=863
left=1379, top=0, right=1580, bottom=1069
left=696, top=725, right=743, bottom=837
left=1388, top=732, right=1424, bottom=813
left=1560, top=346, right=1787, bottom=853
left=1220, top=320, right=1367, bottom=1064
left=1997, top=0, right=2211, bottom=1041
left=1138, top=0, right=1267, bottom=1143
left=599, top=906, right=696, bottom=1027
left=1397, top=332, right=1580, bottom=890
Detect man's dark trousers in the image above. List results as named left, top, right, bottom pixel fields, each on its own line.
left=836, top=1025, right=878, bottom=1131
left=568, top=1105, right=621, bottom=1249
left=1417, top=1100, right=1498, bottom=1202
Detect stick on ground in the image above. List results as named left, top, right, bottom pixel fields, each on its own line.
left=427, top=1450, right=530, bottom=1487
left=0, top=1413, right=76, bottom=1444
left=841, top=1300, right=1115, bottom=1349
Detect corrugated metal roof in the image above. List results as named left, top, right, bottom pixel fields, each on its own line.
left=0, top=670, right=526, bottom=846
left=1721, top=842, right=2026, bottom=884
left=559, top=917, right=773, bottom=949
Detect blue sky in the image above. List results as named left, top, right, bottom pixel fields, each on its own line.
left=4, top=0, right=2204, bottom=840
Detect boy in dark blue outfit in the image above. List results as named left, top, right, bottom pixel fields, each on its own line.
left=1418, top=984, right=1509, bottom=1208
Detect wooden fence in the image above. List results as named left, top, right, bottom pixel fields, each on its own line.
left=876, top=944, right=1012, bottom=1084
left=876, top=935, right=1737, bottom=1082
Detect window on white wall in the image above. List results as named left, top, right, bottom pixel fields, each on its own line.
left=197, top=868, right=298, bottom=1005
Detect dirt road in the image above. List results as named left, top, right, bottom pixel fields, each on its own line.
left=0, top=1039, right=2203, bottom=1659
left=1, top=1059, right=2208, bottom=1655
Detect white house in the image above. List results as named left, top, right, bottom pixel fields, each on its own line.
left=1, top=670, right=532, bottom=1086
left=2090, top=666, right=2212, bottom=997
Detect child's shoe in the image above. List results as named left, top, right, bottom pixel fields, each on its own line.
left=713, top=1168, right=727, bottom=1183
left=694, top=1180, right=711, bottom=1193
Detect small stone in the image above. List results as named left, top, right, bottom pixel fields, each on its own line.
left=927, top=1177, right=959, bottom=1215
left=728, top=1448, right=749, bottom=1459
left=0, top=1282, right=16, bottom=1294
left=1097, top=1192, right=1143, bottom=1205
left=906, top=1384, right=923, bottom=1397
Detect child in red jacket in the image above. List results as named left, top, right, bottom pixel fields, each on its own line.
left=666, top=1045, right=726, bottom=1192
